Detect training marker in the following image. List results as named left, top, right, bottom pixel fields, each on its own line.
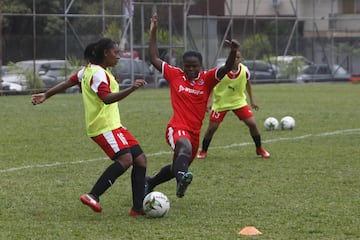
left=238, top=226, right=262, bottom=236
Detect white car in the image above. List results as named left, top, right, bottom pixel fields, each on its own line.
left=1, top=80, right=23, bottom=92
left=2, top=60, right=67, bottom=90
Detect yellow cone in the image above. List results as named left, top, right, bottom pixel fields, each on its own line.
left=238, top=226, right=262, bottom=236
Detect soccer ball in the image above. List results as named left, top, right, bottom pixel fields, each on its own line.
left=143, top=191, right=170, bottom=218
left=280, top=116, right=295, bottom=130
left=264, top=117, right=279, bottom=131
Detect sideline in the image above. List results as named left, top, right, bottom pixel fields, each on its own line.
left=1, top=128, right=359, bottom=173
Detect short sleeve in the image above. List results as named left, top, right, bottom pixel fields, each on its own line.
left=162, top=62, right=183, bottom=83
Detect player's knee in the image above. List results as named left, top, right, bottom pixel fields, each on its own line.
left=175, top=138, right=192, bottom=157
left=133, top=154, right=147, bottom=168
left=113, top=149, right=133, bottom=169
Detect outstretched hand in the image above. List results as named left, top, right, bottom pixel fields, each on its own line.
left=132, top=79, right=147, bottom=89
left=150, top=14, right=158, bottom=32
left=31, top=93, right=46, bottom=105
left=225, top=39, right=240, bottom=50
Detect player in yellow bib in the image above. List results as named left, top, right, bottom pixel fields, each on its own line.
left=197, top=50, right=270, bottom=159
left=32, top=39, right=147, bottom=216
left=78, top=39, right=148, bottom=216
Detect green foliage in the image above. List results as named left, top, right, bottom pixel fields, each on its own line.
left=25, top=71, right=43, bottom=89
left=6, top=61, right=43, bottom=90
left=263, top=20, right=294, bottom=36
left=2, top=0, right=30, bottom=13
left=277, top=58, right=305, bottom=79
left=43, top=17, right=64, bottom=35
left=334, top=42, right=360, bottom=57
left=242, top=33, right=272, bottom=60
left=145, top=28, right=184, bottom=65
left=103, top=21, right=123, bottom=43
left=66, top=55, right=83, bottom=69
left=1, top=84, right=359, bottom=239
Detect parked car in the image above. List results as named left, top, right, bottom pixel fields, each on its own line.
left=216, top=58, right=276, bottom=83
left=1, top=59, right=68, bottom=90
left=242, top=60, right=277, bottom=82
left=118, top=79, right=133, bottom=89
left=148, top=65, right=168, bottom=88
left=111, top=58, right=155, bottom=88
left=1, top=65, right=8, bottom=75
left=38, top=61, right=82, bottom=93
left=269, top=55, right=312, bottom=80
left=296, top=64, right=350, bottom=83
left=38, top=60, right=73, bottom=89
left=1, top=80, right=23, bottom=92
left=349, top=73, right=360, bottom=83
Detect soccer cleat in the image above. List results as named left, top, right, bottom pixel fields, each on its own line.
left=256, top=147, right=270, bottom=158
left=176, top=172, right=193, bottom=198
left=144, top=176, right=154, bottom=197
left=129, top=208, right=145, bottom=216
left=80, top=194, right=102, bottom=213
left=197, top=150, right=207, bottom=159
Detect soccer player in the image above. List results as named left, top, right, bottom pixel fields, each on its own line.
left=145, top=14, right=240, bottom=198
left=197, top=49, right=270, bottom=159
left=33, top=38, right=148, bottom=216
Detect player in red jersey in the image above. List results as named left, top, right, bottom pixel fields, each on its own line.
left=145, top=14, right=240, bottom=198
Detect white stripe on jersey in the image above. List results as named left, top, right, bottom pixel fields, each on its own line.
left=244, top=66, right=251, bottom=80
left=167, top=127, right=175, bottom=150
left=91, top=68, right=108, bottom=93
left=77, top=67, right=86, bottom=83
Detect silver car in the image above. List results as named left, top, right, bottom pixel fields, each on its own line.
left=296, top=64, right=350, bottom=83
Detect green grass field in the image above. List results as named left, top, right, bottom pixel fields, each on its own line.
left=1, top=83, right=359, bottom=240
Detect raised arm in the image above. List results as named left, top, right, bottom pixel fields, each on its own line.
left=149, top=14, right=163, bottom=72
left=216, top=39, right=240, bottom=80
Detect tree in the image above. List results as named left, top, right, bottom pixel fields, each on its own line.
left=144, top=27, right=184, bottom=66
left=241, top=33, right=272, bottom=60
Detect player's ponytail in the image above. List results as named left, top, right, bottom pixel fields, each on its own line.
left=88, top=38, right=117, bottom=65
left=84, top=42, right=97, bottom=63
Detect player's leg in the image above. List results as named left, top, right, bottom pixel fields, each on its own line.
left=145, top=164, right=174, bottom=196
left=197, top=110, right=226, bottom=159
left=145, top=126, right=183, bottom=195
left=173, top=137, right=193, bottom=198
left=129, top=143, right=147, bottom=216
left=236, top=106, right=270, bottom=158
left=81, top=150, right=132, bottom=213
left=80, top=128, right=133, bottom=213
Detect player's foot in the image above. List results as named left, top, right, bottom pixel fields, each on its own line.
left=197, top=150, right=207, bottom=159
left=80, top=194, right=102, bottom=213
left=129, top=208, right=145, bottom=217
left=176, top=172, right=193, bottom=198
left=144, top=176, right=153, bottom=197
left=256, top=147, right=270, bottom=158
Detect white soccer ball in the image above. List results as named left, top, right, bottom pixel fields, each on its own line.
left=143, top=191, right=170, bottom=218
left=264, top=117, right=279, bottom=131
left=280, top=116, right=295, bottom=130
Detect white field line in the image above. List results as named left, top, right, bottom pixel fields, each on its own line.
left=1, top=128, right=359, bottom=174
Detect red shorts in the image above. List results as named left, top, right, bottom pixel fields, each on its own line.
left=91, top=127, right=139, bottom=159
left=209, top=105, right=253, bottom=123
left=165, top=126, right=199, bottom=162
